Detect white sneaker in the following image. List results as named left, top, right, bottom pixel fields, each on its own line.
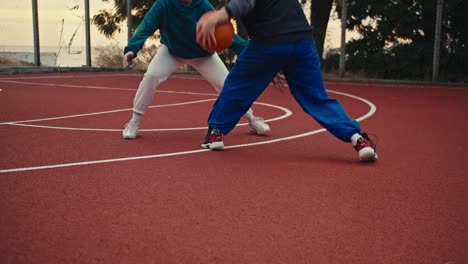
left=201, top=129, right=224, bottom=150
left=122, top=122, right=140, bottom=139
left=353, top=133, right=378, bottom=162
left=248, top=117, right=270, bottom=136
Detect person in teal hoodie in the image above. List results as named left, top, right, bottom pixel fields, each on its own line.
left=121, top=0, right=271, bottom=139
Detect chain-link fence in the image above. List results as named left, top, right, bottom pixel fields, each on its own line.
left=1, top=0, right=466, bottom=83
left=1, top=1, right=36, bottom=67
left=0, top=0, right=128, bottom=68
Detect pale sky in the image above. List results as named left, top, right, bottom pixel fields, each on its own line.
left=0, top=0, right=127, bottom=48
left=0, top=0, right=353, bottom=50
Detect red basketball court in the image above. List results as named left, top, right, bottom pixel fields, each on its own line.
left=1, top=72, right=467, bottom=263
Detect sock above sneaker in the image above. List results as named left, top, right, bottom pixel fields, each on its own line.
left=130, top=112, right=142, bottom=125
left=350, top=133, right=362, bottom=146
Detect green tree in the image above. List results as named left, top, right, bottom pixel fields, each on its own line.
left=338, top=0, right=467, bottom=81
left=299, top=0, right=334, bottom=59
left=93, top=0, right=334, bottom=50
left=93, top=0, right=232, bottom=68
left=93, top=0, right=225, bottom=38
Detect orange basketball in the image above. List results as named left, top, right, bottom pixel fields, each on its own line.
left=213, top=21, right=235, bottom=51
left=198, top=11, right=235, bottom=51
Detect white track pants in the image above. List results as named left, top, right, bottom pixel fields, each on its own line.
left=132, top=44, right=254, bottom=119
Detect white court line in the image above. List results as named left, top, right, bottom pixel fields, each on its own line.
left=0, top=89, right=376, bottom=173
left=0, top=79, right=136, bottom=91
left=332, top=81, right=468, bottom=90
left=2, top=73, right=465, bottom=90
left=0, top=98, right=217, bottom=125
left=0, top=73, right=141, bottom=80
left=6, top=102, right=292, bottom=131
left=0, top=73, right=201, bottom=80
left=0, top=79, right=214, bottom=94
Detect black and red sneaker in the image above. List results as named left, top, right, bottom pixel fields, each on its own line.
left=354, top=133, right=378, bottom=161
left=201, top=128, right=224, bottom=150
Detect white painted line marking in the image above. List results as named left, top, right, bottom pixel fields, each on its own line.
left=0, top=79, right=212, bottom=93
left=0, top=89, right=376, bottom=174
left=6, top=102, right=292, bottom=131
left=0, top=73, right=200, bottom=80
left=0, top=98, right=217, bottom=125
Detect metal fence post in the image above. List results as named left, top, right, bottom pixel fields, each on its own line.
left=127, top=0, right=133, bottom=42
left=432, top=0, right=443, bottom=82
left=339, top=0, right=347, bottom=78
left=84, top=0, right=91, bottom=67
left=32, top=0, right=40, bottom=66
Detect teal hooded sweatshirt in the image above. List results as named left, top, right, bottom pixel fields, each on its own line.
left=124, top=0, right=247, bottom=59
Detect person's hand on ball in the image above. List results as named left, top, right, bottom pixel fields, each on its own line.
left=196, top=11, right=218, bottom=51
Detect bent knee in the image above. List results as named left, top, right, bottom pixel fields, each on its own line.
left=143, top=72, right=168, bottom=85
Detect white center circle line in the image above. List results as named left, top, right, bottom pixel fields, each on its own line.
left=0, top=89, right=376, bottom=173
left=4, top=101, right=293, bottom=131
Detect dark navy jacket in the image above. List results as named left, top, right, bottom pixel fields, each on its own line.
left=226, top=0, right=313, bottom=45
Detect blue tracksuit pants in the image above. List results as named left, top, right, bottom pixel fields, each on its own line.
left=207, top=39, right=361, bottom=142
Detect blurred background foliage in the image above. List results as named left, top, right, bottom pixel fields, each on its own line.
left=92, top=0, right=467, bottom=82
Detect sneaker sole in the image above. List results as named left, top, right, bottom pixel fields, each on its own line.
left=201, top=141, right=224, bottom=150
left=122, top=133, right=139, bottom=139
left=359, top=147, right=378, bottom=162
left=249, top=127, right=271, bottom=136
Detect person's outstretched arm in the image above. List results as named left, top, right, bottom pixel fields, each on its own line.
left=123, top=1, right=164, bottom=67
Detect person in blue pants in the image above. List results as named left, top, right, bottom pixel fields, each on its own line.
left=196, top=0, right=378, bottom=161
